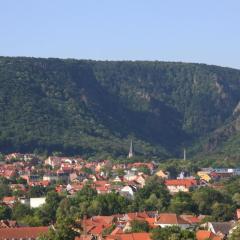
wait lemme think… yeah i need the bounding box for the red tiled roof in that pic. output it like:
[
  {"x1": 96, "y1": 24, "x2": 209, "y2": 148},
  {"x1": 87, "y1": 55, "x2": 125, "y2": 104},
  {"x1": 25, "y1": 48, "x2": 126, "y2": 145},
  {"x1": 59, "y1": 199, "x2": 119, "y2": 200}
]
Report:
[
  {"x1": 196, "y1": 230, "x2": 221, "y2": 240},
  {"x1": 126, "y1": 212, "x2": 149, "y2": 221},
  {"x1": 106, "y1": 232, "x2": 151, "y2": 240},
  {"x1": 0, "y1": 226, "x2": 49, "y2": 240},
  {"x1": 165, "y1": 179, "x2": 197, "y2": 187},
  {"x1": 156, "y1": 213, "x2": 189, "y2": 225},
  {"x1": 2, "y1": 196, "x2": 16, "y2": 204},
  {"x1": 237, "y1": 209, "x2": 240, "y2": 219},
  {"x1": 180, "y1": 214, "x2": 201, "y2": 224}
]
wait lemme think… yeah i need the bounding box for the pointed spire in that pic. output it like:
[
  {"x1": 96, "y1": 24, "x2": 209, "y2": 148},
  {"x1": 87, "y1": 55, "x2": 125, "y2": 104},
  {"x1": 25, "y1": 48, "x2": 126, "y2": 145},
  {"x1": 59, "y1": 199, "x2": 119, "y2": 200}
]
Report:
[
  {"x1": 128, "y1": 139, "x2": 134, "y2": 158},
  {"x1": 183, "y1": 148, "x2": 186, "y2": 161}
]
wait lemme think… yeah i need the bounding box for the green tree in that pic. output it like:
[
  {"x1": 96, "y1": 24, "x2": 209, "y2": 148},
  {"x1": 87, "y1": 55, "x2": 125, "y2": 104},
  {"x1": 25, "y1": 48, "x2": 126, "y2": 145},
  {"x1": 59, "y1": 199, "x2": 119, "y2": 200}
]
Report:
[
  {"x1": 130, "y1": 220, "x2": 150, "y2": 233},
  {"x1": 28, "y1": 186, "x2": 46, "y2": 198},
  {"x1": 0, "y1": 183, "x2": 12, "y2": 199},
  {"x1": 211, "y1": 203, "x2": 234, "y2": 221},
  {"x1": 0, "y1": 205, "x2": 12, "y2": 219},
  {"x1": 132, "y1": 176, "x2": 171, "y2": 211},
  {"x1": 169, "y1": 192, "x2": 197, "y2": 214},
  {"x1": 12, "y1": 202, "x2": 32, "y2": 221},
  {"x1": 229, "y1": 224, "x2": 240, "y2": 240},
  {"x1": 151, "y1": 226, "x2": 195, "y2": 240},
  {"x1": 192, "y1": 187, "x2": 230, "y2": 215}
]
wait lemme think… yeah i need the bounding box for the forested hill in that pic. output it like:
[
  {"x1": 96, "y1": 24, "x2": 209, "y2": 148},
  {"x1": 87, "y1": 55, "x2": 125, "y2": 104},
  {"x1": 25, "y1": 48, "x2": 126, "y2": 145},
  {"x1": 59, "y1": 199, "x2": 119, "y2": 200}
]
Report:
[{"x1": 1, "y1": 56, "x2": 240, "y2": 160}]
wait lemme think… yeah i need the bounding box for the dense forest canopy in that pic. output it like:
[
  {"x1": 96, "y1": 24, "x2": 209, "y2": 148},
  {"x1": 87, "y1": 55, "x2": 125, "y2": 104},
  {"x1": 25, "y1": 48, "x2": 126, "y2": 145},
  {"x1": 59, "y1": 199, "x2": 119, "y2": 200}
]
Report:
[{"x1": 1, "y1": 57, "x2": 240, "y2": 160}]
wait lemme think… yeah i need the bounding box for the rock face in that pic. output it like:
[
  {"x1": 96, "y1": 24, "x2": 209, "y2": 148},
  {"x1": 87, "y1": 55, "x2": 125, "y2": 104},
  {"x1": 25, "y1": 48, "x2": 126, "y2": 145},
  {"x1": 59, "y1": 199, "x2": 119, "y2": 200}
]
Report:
[{"x1": 1, "y1": 56, "x2": 240, "y2": 158}]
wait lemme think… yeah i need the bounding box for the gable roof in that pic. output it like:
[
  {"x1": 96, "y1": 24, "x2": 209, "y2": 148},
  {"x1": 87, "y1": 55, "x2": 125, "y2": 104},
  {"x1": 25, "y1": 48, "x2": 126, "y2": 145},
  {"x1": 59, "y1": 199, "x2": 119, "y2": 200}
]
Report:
[
  {"x1": 196, "y1": 230, "x2": 221, "y2": 240},
  {"x1": 0, "y1": 226, "x2": 49, "y2": 240},
  {"x1": 155, "y1": 213, "x2": 189, "y2": 225},
  {"x1": 105, "y1": 232, "x2": 151, "y2": 240},
  {"x1": 210, "y1": 222, "x2": 235, "y2": 235},
  {"x1": 165, "y1": 179, "x2": 197, "y2": 188}
]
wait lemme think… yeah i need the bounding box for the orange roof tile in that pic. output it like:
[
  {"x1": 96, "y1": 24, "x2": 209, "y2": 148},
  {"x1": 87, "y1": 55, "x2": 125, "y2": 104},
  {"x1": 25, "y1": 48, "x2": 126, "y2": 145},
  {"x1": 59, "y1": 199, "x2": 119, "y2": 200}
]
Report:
[
  {"x1": 0, "y1": 226, "x2": 49, "y2": 240},
  {"x1": 156, "y1": 213, "x2": 189, "y2": 225},
  {"x1": 106, "y1": 232, "x2": 151, "y2": 240},
  {"x1": 196, "y1": 230, "x2": 221, "y2": 240}
]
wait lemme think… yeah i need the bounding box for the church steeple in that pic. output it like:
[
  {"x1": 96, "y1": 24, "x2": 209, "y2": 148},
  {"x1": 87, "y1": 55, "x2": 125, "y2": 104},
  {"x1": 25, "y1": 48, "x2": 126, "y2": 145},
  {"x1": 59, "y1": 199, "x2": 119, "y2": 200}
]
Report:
[{"x1": 128, "y1": 140, "x2": 134, "y2": 158}]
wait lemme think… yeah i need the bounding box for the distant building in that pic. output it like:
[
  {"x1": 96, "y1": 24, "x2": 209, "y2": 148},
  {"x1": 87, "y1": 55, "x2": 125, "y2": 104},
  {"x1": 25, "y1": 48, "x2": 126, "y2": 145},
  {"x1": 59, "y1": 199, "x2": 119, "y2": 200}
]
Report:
[
  {"x1": 128, "y1": 140, "x2": 134, "y2": 158},
  {"x1": 165, "y1": 179, "x2": 198, "y2": 193}
]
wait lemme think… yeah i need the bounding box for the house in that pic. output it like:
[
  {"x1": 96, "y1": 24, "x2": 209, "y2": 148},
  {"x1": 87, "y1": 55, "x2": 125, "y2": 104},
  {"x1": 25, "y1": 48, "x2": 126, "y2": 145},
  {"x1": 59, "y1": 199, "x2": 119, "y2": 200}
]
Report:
[
  {"x1": 120, "y1": 185, "x2": 137, "y2": 200},
  {"x1": 93, "y1": 181, "x2": 110, "y2": 194},
  {"x1": 44, "y1": 156, "x2": 62, "y2": 168},
  {"x1": 78, "y1": 216, "x2": 115, "y2": 238},
  {"x1": 180, "y1": 214, "x2": 202, "y2": 226},
  {"x1": 155, "y1": 170, "x2": 169, "y2": 179},
  {"x1": 196, "y1": 230, "x2": 221, "y2": 240},
  {"x1": 135, "y1": 174, "x2": 147, "y2": 187},
  {"x1": 0, "y1": 220, "x2": 18, "y2": 228},
  {"x1": 210, "y1": 172, "x2": 233, "y2": 181},
  {"x1": 105, "y1": 232, "x2": 151, "y2": 240},
  {"x1": 154, "y1": 213, "x2": 191, "y2": 229},
  {"x1": 205, "y1": 221, "x2": 236, "y2": 238},
  {"x1": 124, "y1": 171, "x2": 137, "y2": 181},
  {"x1": 30, "y1": 197, "x2": 46, "y2": 208},
  {"x1": 2, "y1": 196, "x2": 17, "y2": 206},
  {"x1": 21, "y1": 173, "x2": 41, "y2": 184},
  {"x1": 4, "y1": 153, "x2": 24, "y2": 161},
  {"x1": 0, "y1": 226, "x2": 49, "y2": 240},
  {"x1": 43, "y1": 173, "x2": 59, "y2": 182},
  {"x1": 112, "y1": 176, "x2": 123, "y2": 183},
  {"x1": 165, "y1": 179, "x2": 198, "y2": 193},
  {"x1": 197, "y1": 171, "x2": 212, "y2": 182}
]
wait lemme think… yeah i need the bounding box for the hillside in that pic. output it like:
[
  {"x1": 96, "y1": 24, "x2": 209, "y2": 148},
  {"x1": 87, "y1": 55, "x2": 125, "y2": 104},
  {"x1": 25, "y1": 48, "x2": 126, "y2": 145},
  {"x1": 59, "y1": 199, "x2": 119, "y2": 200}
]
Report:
[{"x1": 1, "y1": 57, "x2": 240, "y2": 160}]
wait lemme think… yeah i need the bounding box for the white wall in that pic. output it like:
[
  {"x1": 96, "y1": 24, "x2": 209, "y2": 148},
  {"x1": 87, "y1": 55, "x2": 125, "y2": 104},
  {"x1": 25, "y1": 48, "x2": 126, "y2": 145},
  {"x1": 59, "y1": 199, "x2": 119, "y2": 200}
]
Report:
[{"x1": 30, "y1": 197, "x2": 46, "y2": 208}]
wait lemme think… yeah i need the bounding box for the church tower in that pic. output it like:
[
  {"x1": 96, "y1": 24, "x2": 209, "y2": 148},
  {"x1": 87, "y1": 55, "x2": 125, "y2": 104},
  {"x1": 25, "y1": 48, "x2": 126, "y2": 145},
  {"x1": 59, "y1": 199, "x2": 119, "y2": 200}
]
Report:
[{"x1": 128, "y1": 140, "x2": 134, "y2": 158}]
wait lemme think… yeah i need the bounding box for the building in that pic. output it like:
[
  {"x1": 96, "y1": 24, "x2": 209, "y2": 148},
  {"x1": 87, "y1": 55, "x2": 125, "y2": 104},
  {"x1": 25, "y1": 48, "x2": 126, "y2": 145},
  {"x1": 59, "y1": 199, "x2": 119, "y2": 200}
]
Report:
[
  {"x1": 165, "y1": 179, "x2": 198, "y2": 193},
  {"x1": 0, "y1": 226, "x2": 49, "y2": 240}
]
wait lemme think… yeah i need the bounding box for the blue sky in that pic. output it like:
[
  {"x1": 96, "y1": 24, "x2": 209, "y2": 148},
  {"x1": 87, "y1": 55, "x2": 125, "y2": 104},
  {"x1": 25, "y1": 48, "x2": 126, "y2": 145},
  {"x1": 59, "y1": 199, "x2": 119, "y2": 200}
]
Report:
[{"x1": 0, "y1": 0, "x2": 240, "y2": 69}]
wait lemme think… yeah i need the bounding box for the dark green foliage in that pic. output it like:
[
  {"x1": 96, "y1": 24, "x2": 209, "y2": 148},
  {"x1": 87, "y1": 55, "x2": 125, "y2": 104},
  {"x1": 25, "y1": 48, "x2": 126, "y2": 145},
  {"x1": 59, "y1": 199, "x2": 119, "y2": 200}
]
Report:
[
  {"x1": 12, "y1": 202, "x2": 32, "y2": 221},
  {"x1": 192, "y1": 187, "x2": 233, "y2": 215},
  {"x1": 0, "y1": 183, "x2": 12, "y2": 199},
  {"x1": 130, "y1": 220, "x2": 150, "y2": 233},
  {"x1": 132, "y1": 176, "x2": 171, "y2": 211},
  {"x1": 229, "y1": 224, "x2": 240, "y2": 240},
  {"x1": 0, "y1": 205, "x2": 12, "y2": 219},
  {"x1": 28, "y1": 186, "x2": 47, "y2": 198},
  {"x1": 151, "y1": 226, "x2": 196, "y2": 240},
  {"x1": 1, "y1": 57, "x2": 240, "y2": 159},
  {"x1": 42, "y1": 198, "x2": 78, "y2": 240},
  {"x1": 169, "y1": 192, "x2": 197, "y2": 215}
]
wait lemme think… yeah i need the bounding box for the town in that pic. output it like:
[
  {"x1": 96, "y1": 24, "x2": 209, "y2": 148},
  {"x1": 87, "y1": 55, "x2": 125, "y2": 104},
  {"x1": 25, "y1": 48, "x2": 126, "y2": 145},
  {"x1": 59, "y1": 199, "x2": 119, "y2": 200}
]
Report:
[{"x1": 1, "y1": 152, "x2": 240, "y2": 240}]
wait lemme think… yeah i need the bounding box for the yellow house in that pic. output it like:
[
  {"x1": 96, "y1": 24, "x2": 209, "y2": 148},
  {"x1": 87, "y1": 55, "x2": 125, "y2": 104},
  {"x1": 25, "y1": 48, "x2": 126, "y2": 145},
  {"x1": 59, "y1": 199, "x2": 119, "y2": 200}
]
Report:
[
  {"x1": 197, "y1": 171, "x2": 212, "y2": 182},
  {"x1": 155, "y1": 170, "x2": 169, "y2": 179}
]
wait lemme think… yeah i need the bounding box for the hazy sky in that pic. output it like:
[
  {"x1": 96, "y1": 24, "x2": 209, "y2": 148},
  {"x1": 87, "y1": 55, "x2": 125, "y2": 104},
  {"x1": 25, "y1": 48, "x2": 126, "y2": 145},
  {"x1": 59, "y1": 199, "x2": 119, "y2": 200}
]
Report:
[{"x1": 0, "y1": 0, "x2": 240, "y2": 69}]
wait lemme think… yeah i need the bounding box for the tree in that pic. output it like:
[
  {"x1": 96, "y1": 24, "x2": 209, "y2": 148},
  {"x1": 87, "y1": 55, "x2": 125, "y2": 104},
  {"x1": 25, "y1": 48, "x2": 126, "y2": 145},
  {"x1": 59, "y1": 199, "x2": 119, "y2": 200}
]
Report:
[
  {"x1": 169, "y1": 192, "x2": 197, "y2": 214},
  {"x1": 0, "y1": 205, "x2": 12, "y2": 219},
  {"x1": 28, "y1": 186, "x2": 46, "y2": 198},
  {"x1": 151, "y1": 226, "x2": 196, "y2": 240},
  {"x1": 211, "y1": 203, "x2": 234, "y2": 221},
  {"x1": 130, "y1": 220, "x2": 150, "y2": 233},
  {"x1": 12, "y1": 202, "x2": 32, "y2": 221},
  {"x1": 48, "y1": 198, "x2": 78, "y2": 240},
  {"x1": 88, "y1": 192, "x2": 130, "y2": 216},
  {"x1": 229, "y1": 224, "x2": 240, "y2": 240},
  {"x1": 0, "y1": 184, "x2": 12, "y2": 200},
  {"x1": 133, "y1": 176, "x2": 171, "y2": 211},
  {"x1": 192, "y1": 187, "x2": 231, "y2": 215}
]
